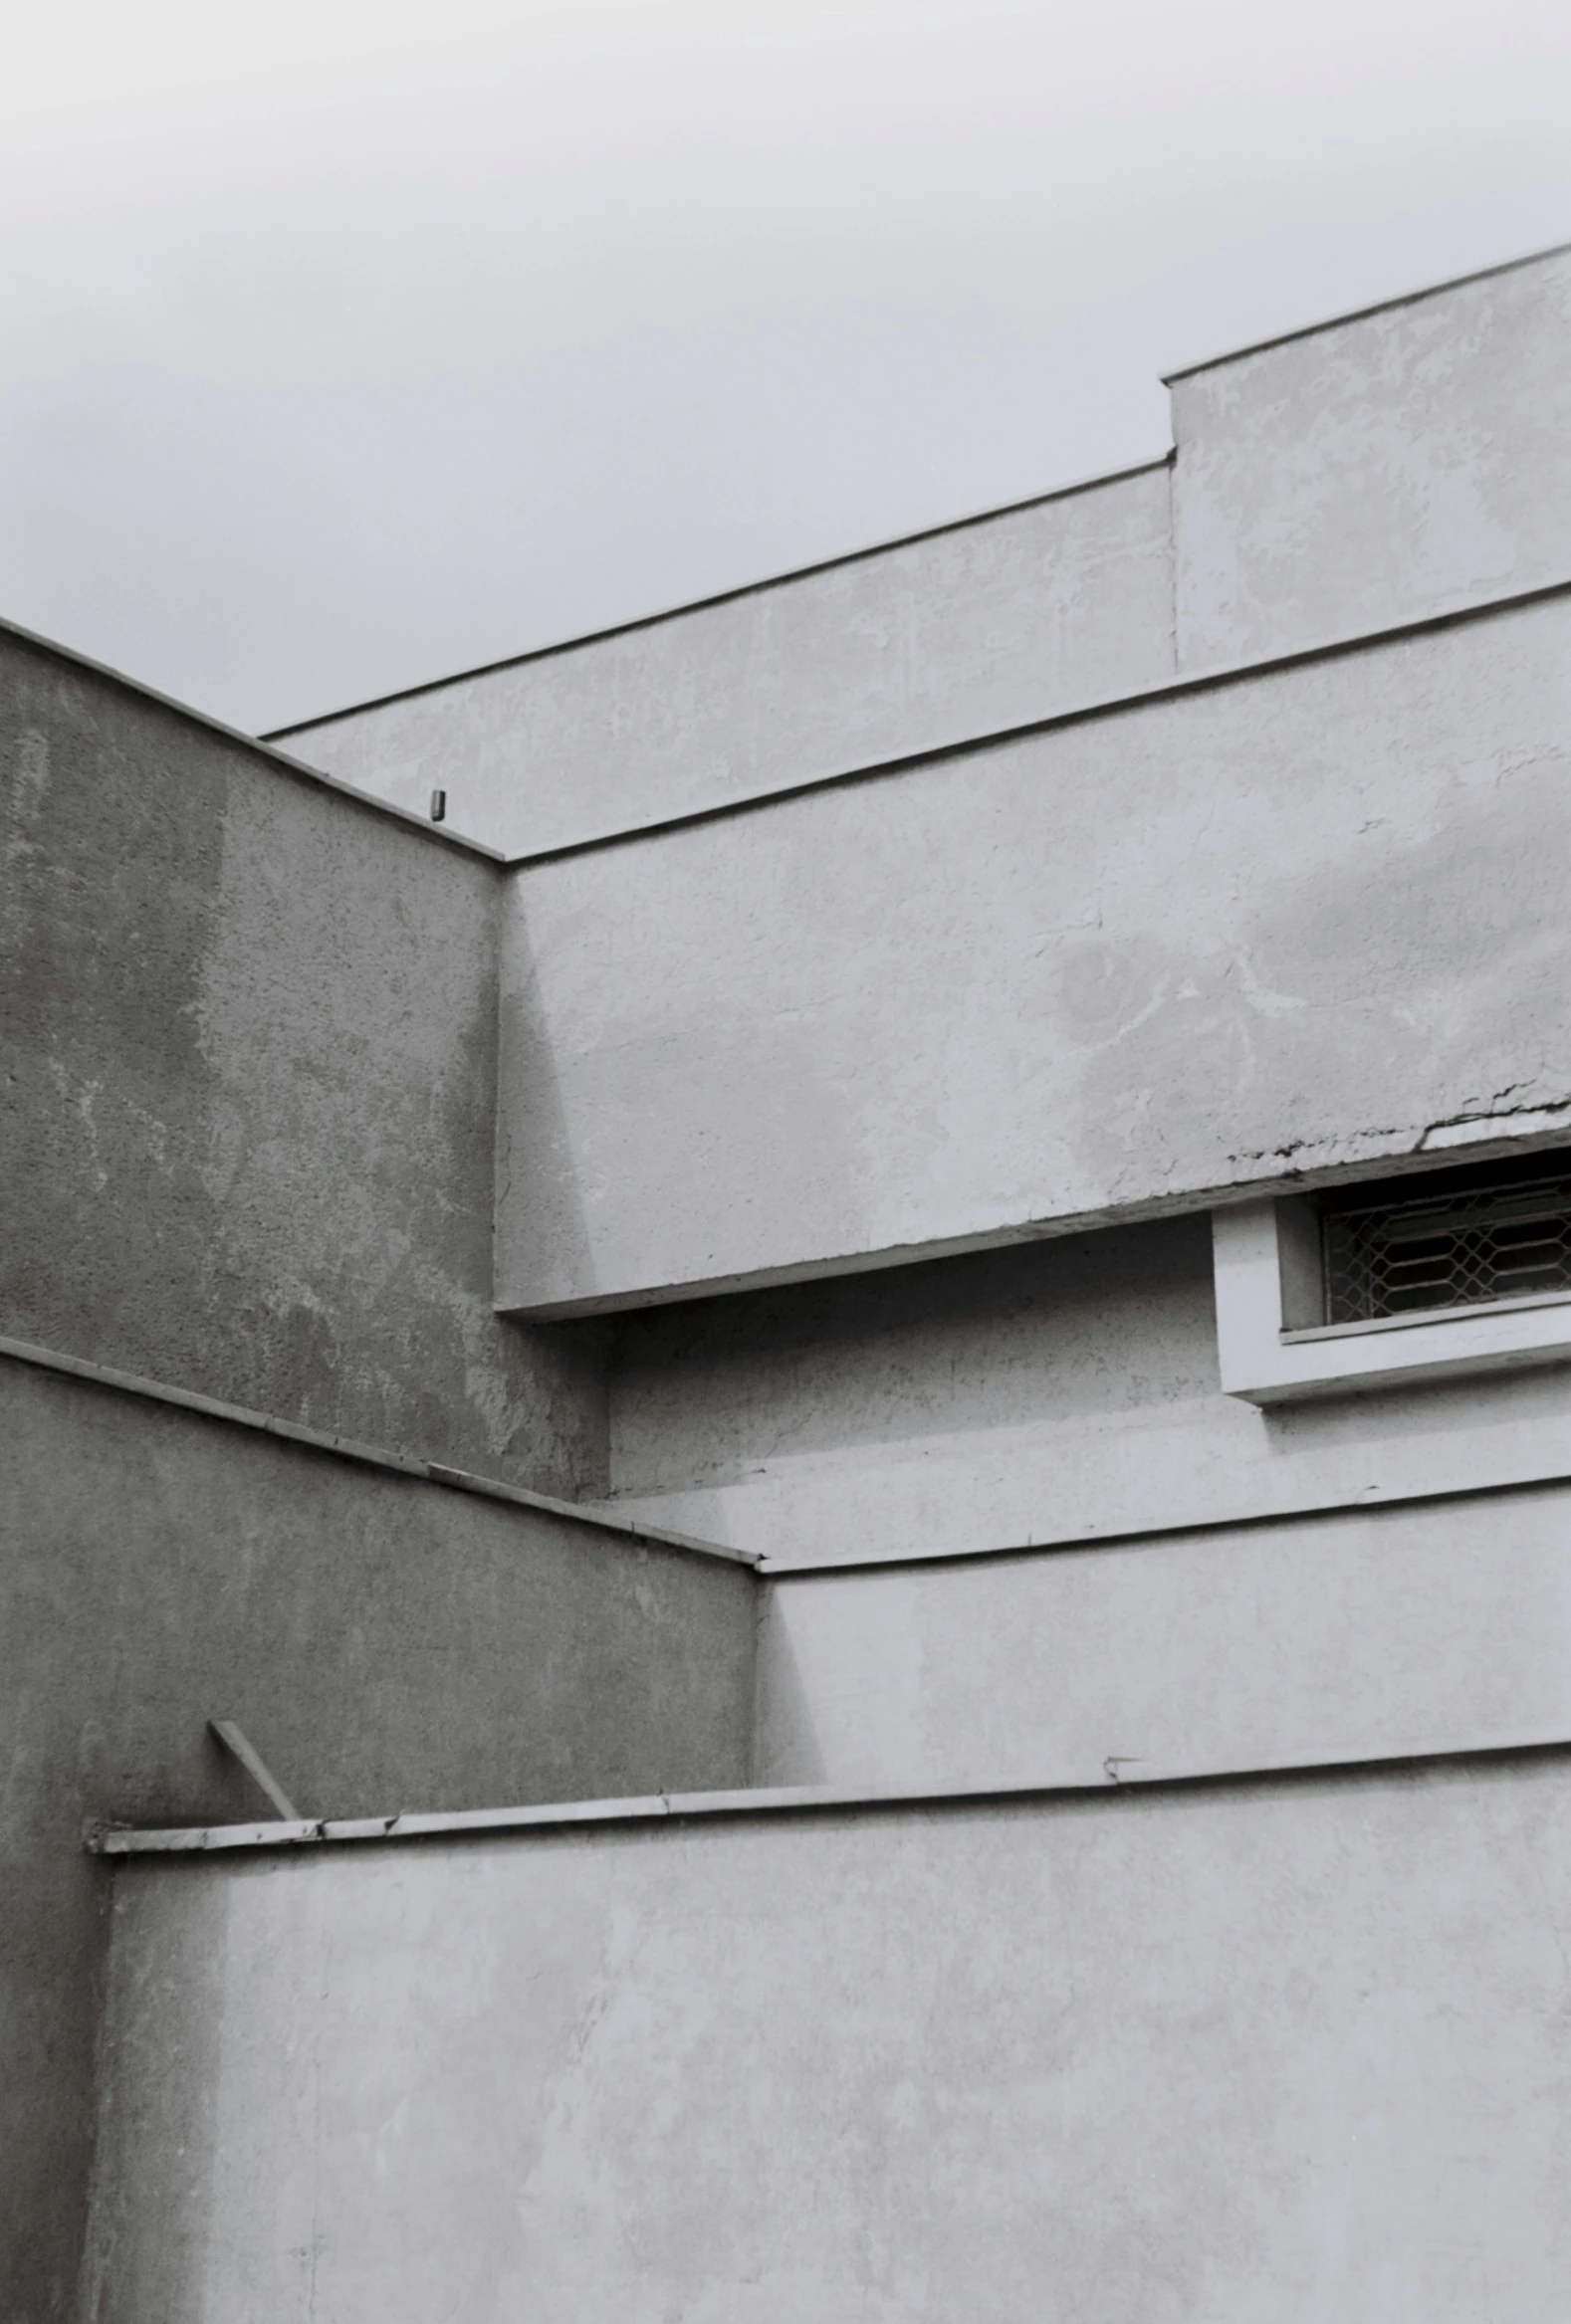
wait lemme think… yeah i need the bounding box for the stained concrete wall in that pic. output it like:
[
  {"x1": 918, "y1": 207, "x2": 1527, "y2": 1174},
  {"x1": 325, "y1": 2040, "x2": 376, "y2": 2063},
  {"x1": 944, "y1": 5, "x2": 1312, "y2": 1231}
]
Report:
[
  {"x1": 497, "y1": 588, "x2": 1571, "y2": 1316},
  {"x1": 599, "y1": 1214, "x2": 1571, "y2": 1563},
  {"x1": 1172, "y1": 247, "x2": 1571, "y2": 669},
  {"x1": 0, "y1": 624, "x2": 601, "y2": 1495},
  {"x1": 272, "y1": 464, "x2": 1176, "y2": 857},
  {"x1": 0, "y1": 1355, "x2": 755, "y2": 2324},
  {"x1": 753, "y1": 1483, "x2": 1571, "y2": 1788},
  {"x1": 86, "y1": 1752, "x2": 1571, "y2": 2321}
]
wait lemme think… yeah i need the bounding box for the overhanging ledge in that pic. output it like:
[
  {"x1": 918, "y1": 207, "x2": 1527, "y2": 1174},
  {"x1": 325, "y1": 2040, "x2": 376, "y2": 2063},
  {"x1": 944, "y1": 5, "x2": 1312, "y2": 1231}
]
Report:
[{"x1": 86, "y1": 1726, "x2": 1571, "y2": 1859}]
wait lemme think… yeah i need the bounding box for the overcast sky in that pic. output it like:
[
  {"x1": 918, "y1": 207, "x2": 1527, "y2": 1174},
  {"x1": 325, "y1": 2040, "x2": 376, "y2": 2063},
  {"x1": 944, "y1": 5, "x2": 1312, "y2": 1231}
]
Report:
[{"x1": 4, "y1": 0, "x2": 1569, "y2": 735}]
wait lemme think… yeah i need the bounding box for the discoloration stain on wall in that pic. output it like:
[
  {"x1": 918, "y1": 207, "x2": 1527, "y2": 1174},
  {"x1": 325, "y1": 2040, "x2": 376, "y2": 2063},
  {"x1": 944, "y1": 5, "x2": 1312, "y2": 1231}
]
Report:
[{"x1": 0, "y1": 627, "x2": 604, "y2": 1492}]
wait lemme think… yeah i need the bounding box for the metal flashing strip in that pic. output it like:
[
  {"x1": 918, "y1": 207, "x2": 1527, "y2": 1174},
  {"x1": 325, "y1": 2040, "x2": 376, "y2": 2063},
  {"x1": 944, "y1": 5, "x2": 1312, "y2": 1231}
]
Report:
[
  {"x1": 87, "y1": 1725, "x2": 1571, "y2": 1858},
  {"x1": 0, "y1": 1335, "x2": 757, "y2": 1569},
  {"x1": 500, "y1": 571, "x2": 1571, "y2": 871},
  {"x1": 0, "y1": 615, "x2": 505, "y2": 863}
]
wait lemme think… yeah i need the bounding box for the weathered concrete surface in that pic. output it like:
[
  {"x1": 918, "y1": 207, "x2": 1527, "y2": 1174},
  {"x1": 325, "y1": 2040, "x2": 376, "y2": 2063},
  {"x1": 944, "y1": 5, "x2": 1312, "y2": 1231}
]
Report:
[
  {"x1": 1173, "y1": 247, "x2": 1571, "y2": 668},
  {"x1": 497, "y1": 590, "x2": 1571, "y2": 1315},
  {"x1": 0, "y1": 1357, "x2": 755, "y2": 2324},
  {"x1": 753, "y1": 1483, "x2": 1571, "y2": 1788},
  {"x1": 0, "y1": 626, "x2": 602, "y2": 1493},
  {"x1": 278, "y1": 251, "x2": 1571, "y2": 861},
  {"x1": 87, "y1": 1755, "x2": 1571, "y2": 2321},
  {"x1": 274, "y1": 465, "x2": 1176, "y2": 855},
  {"x1": 601, "y1": 1216, "x2": 1571, "y2": 1563}
]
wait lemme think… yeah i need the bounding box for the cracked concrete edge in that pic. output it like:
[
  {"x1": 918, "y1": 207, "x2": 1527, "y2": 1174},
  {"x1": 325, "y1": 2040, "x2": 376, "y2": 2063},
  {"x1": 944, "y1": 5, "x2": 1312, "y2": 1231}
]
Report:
[
  {"x1": 503, "y1": 1098, "x2": 1571, "y2": 1324},
  {"x1": 84, "y1": 1726, "x2": 1571, "y2": 1857}
]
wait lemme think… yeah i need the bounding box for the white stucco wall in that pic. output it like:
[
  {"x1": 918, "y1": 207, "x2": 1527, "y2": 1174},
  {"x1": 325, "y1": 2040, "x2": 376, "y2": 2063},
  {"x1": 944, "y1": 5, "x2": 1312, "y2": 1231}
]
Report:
[
  {"x1": 272, "y1": 464, "x2": 1176, "y2": 855},
  {"x1": 753, "y1": 1484, "x2": 1571, "y2": 1789},
  {"x1": 277, "y1": 250, "x2": 1571, "y2": 867},
  {"x1": 496, "y1": 589, "x2": 1571, "y2": 1316},
  {"x1": 1172, "y1": 247, "x2": 1571, "y2": 670},
  {"x1": 86, "y1": 1754, "x2": 1571, "y2": 2322},
  {"x1": 595, "y1": 1216, "x2": 1571, "y2": 1565}
]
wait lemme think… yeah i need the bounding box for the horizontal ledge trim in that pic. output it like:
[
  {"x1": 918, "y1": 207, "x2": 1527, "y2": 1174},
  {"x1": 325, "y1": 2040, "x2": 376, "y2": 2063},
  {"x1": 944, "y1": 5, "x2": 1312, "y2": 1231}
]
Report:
[
  {"x1": 1283, "y1": 1287, "x2": 1571, "y2": 1343},
  {"x1": 0, "y1": 615, "x2": 505, "y2": 863},
  {"x1": 503, "y1": 1112, "x2": 1571, "y2": 1323},
  {"x1": 1161, "y1": 236, "x2": 1571, "y2": 382},
  {"x1": 0, "y1": 1335, "x2": 757, "y2": 1568},
  {"x1": 263, "y1": 457, "x2": 1176, "y2": 739},
  {"x1": 499, "y1": 572, "x2": 1571, "y2": 871},
  {"x1": 87, "y1": 1725, "x2": 1571, "y2": 1859},
  {"x1": 17, "y1": 1330, "x2": 1571, "y2": 1587},
  {"x1": 755, "y1": 1459, "x2": 1571, "y2": 1577}
]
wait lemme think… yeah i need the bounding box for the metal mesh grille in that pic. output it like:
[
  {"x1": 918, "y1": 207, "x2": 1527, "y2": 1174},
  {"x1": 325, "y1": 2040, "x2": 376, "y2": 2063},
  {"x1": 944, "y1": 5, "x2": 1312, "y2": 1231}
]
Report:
[{"x1": 1321, "y1": 1159, "x2": 1571, "y2": 1324}]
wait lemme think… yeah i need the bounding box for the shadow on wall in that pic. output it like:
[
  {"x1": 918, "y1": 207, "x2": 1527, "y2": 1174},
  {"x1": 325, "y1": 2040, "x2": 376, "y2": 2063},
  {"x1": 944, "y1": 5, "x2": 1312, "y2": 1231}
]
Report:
[
  {"x1": 494, "y1": 889, "x2": 603, "y2": 1318},
  {"x1": 605, "y1": 1216, "x2": 1218, "y2": 1487},
  {"x1": 495, "y1": 866, "x2": 882, "y2": 1318}
]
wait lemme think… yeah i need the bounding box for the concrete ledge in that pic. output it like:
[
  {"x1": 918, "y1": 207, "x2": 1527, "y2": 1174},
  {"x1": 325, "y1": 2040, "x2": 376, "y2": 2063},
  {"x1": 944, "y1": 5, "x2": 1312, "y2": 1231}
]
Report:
[
  {"x1": 266, "y1": 457, "x2": 1177, "y2": 744},
  {"x1": 86, "y1": 1725, "x2": 1571, "y2": 1857},
  {"x1": 0, "y1": 1336, "x2": 758, "y2": 1569},
  {"x1": 743, "y1": 1439, "x2": 1571, "y2": 1578},
  {"x1": 1161, "y1": 235, "x2": 1571, "y2": 381},
  {"x1": 23, "y1": 1329, "x2": 1571, "y2": 1588},
  {"x1": 0, "y1": 613, "x2": 504, "y2": 861},
  {"x1": 498, "y1": 569, "x2": 1571, "y2": 872}
]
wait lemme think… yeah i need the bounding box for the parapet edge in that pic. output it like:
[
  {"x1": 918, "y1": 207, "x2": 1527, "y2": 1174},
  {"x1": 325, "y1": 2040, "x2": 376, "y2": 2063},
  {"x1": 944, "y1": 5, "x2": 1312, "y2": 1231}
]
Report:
[{"x1": 1161, "y1": 236, "x2": 1571, "y2": 384}]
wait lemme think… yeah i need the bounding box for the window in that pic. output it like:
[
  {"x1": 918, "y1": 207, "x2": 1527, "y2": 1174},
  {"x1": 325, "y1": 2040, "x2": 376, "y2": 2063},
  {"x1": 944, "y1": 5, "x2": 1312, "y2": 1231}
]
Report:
[
  {"x1": 1319, "y1": 1152, "x2": 1571, "y2": 1324},
  {"x1": 1213, "y1": 1149, "x2": 1571, "y2": 1402}
]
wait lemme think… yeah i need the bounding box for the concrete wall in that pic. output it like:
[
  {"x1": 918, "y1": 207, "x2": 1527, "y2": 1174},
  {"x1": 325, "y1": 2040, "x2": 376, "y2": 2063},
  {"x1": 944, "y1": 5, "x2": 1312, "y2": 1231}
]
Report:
[
  {"x1": 497, "y1": 588, "x2": 1571, "y2": 1316},
  {"x1": 272, "y1": 464, "x2": 1176, "y2": 856},
  {"x1": 753, "y1": 1482, "x2": 1571, "y2": 1788},
  {"x1": 1172, "y1": 247, "x2": 1571, "y2": 669},
  {"x1": 277, "y1": 250, "x2": 1571, "y2": 865},
  {"x1": 0, "y1": 624, "x2": 602, "y2": 1495},
  {"x1": 597, "y1": 1215, "x2": 1571, "y2": 1563},
  {"x1": 86, "y1": 1752, "x2": 1571, "y2": 2321},
  {"x1": 0, "y1": 1355, "x2": 755, "y2": 2324}
]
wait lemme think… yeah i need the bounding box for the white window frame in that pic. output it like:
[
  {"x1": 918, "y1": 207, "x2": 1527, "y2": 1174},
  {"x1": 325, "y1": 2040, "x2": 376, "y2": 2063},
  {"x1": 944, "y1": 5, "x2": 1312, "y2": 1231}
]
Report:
[{"x1": 1213, "y1": 1193, "x2": 1571, "y2": 1403}]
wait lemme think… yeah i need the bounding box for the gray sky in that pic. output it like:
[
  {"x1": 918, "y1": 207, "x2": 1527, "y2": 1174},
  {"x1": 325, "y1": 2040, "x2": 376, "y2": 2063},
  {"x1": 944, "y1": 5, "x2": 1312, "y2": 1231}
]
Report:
[{"x1": 4, "y1": 0, "x2": 1570, "y2": 735}]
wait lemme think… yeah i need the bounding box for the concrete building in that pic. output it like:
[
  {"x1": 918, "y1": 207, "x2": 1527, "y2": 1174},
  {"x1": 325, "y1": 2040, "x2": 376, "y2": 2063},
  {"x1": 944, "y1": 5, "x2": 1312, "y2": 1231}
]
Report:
[{"x1": 7, "y1": 241, "x2": 1571, "y2": 2319}]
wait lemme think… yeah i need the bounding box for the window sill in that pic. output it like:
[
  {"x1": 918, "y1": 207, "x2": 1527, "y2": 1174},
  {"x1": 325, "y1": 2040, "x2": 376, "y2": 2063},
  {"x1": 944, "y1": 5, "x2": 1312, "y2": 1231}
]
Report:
[{"x1": 1214, "y1": 1200, "x2": 1571, "y2": 1402}]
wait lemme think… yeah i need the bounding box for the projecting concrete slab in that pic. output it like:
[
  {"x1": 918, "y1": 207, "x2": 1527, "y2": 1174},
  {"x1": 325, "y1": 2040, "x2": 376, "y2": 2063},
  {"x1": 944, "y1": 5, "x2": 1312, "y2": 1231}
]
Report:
[{"x1": 495, "y1": 588, "x2": 1571, "y2": 1315}]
